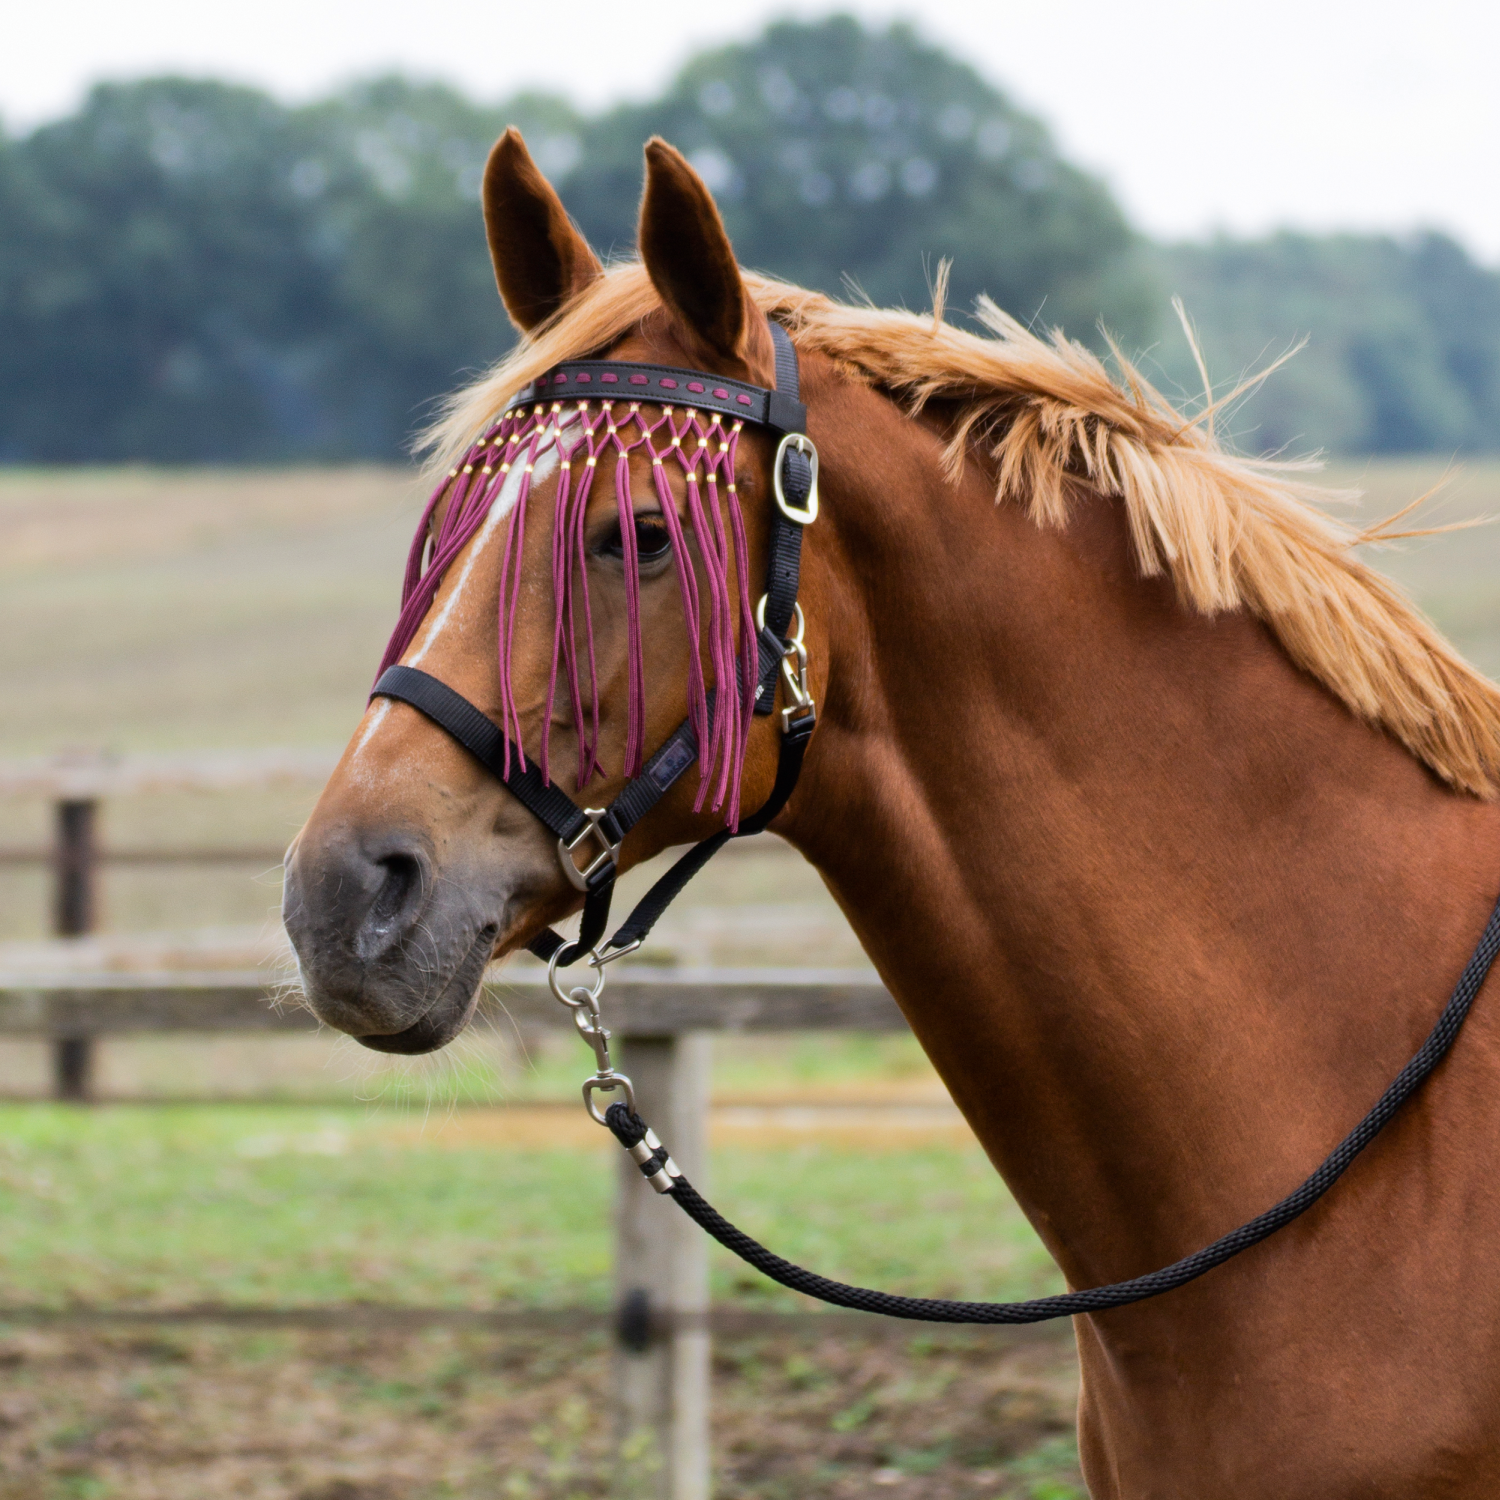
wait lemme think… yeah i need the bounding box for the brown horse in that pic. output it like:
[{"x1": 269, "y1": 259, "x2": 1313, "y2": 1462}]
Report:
[{"x1": 283, "y1": 129, "x2": 1500, "y2": 1497}]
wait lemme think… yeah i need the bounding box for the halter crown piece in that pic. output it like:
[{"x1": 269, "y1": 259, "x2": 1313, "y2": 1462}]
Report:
[{"x1": 371, "y1": 319, "x2": 818, "y2": 977}]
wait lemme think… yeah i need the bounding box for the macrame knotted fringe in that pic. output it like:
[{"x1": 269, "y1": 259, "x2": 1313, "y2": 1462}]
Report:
[{"x1": 375, "y1": 398, "x2": 755, "y2": 828}]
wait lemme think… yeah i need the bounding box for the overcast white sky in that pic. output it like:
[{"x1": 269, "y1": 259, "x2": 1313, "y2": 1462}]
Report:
[{"x1": 6, "y1": 0, "x2": 1499, "y2": 261}]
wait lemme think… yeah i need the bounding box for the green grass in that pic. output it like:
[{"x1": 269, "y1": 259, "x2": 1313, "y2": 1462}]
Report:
[
  {"x1": 0, "y1": 1103, "x2": 1058, "y2": 1312},
  {"x1": 0, "y1": 1104, "x2": 611, "y2": 1309},
  {"x1": 446, "y1": 1027, "x2": 945, "y2": 1106}
]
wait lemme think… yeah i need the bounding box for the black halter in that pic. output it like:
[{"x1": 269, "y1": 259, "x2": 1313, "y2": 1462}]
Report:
[{"x1": 371, "y1": 322, "x2": 818, "y2": 970}]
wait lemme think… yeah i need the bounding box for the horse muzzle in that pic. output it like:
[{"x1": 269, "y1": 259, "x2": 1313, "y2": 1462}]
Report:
[{"x1": 281, "y1": 826, "x2": 500, "y2": 1054}]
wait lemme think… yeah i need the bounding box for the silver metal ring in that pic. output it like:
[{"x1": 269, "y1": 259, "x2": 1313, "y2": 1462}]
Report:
[
  {"x1": 548, "y1": 946, "x2": 605, "y2": 1007},
  {"x1": 754, "y1": 596, "x2": 806, "y2": 647}
]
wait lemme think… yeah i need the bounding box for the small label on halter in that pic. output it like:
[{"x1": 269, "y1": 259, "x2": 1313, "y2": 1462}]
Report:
[{"x1": 648, "y1": 737, "x2": 696, "y2": 791}]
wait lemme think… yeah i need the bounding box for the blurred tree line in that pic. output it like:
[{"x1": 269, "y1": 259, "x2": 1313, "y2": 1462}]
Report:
[{"x1": 0, "y1": 15, "x2": 1495, "y2": 462}]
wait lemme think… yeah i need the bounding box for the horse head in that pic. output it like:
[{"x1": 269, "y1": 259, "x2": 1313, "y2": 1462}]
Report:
[{"x1": 282, "y1": 130, "x2": 814, "y2": 1054}]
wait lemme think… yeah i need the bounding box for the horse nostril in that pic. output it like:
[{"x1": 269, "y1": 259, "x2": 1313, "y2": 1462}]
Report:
[
  {"x1": 365, "y1": 850, "x2": 424, "y2": 926},
  {"x1": 282, "y1": 829, "x2": 444, "y2": 1020},
  {"x1": 374, "y1": 851, "x2": 423, "y2": 915}
]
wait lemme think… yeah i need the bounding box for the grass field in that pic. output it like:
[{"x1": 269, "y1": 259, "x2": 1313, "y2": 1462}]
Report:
[
  {"x1": 0, "y1": 1105, "x2": 1058, "y2": 1312},
  {"x1": 0, "y1": 1104, "x2": 1079, "y2": 1500}
]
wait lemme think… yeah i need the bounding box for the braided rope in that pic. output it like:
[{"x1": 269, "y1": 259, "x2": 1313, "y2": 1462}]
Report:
[{"x1": 608, "y1": 894, "x2": 1500, "y2": 1323}]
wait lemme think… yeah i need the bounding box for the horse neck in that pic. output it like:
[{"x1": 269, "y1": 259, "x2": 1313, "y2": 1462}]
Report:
[{"x1": 782, "y1": 398, "x2": 1500, "y2": 1288}]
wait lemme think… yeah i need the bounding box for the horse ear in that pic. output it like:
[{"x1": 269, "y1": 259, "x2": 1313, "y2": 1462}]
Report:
[
  {"x1": 638, "y1": 138, "x2": 768, "y2": 371},
  {"x1": 482, "y1": 127, "x2": 602, "y2": 333}
]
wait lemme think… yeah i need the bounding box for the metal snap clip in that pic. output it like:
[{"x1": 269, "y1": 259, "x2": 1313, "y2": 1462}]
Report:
[
  {"x1": 753, "y1": 599, "x2": 815, "y2": 731},
  {"x1": 583, "y1": 1073, "x2": 636, "y2": 1125}
]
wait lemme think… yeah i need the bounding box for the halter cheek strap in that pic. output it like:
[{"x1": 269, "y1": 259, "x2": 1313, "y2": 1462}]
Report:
[{"x1": 371, "y1": 321, "x2": 818, "y2": 968}]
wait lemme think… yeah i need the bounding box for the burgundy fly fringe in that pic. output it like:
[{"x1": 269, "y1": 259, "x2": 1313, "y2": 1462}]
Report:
[
  {"x1": 616, "y1": 442, "x2": 647, "y2": 778},
  {"x1": 375, "y1": 395, "x2": 756, "y2": 826},
  {"x1": 543, "y1": 413, "x2": 605, "y2": 789}
]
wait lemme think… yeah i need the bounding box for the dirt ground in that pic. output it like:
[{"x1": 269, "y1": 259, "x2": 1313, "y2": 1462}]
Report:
[{"x1": 0, "y1": 1317, "x2": 1082, "y2": 1500}]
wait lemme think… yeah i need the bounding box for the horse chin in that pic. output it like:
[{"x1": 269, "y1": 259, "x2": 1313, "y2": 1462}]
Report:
[{"x1": 351, "y1": 924, "x2": 497, "y2": 1056}]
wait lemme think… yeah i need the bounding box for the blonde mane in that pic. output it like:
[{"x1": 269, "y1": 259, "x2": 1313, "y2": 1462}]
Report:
[{"x1": 427, "y1": 263, "x2": 1500, "y2": 798}]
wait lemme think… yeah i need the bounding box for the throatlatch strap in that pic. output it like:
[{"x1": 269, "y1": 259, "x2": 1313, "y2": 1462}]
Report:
[
  {"x1": 608, "y1": 893, "x2": 1500, "y2": 1323},
  {"x1": 758, "y1": 323, "x2": 810, "y2": 652}
]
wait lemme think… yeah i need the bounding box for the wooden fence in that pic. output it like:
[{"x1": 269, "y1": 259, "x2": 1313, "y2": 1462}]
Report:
[
  {"x1": 0, "y1": 750, "x2": 776, "y2": 1098},
  {"x1": 0, "y1": 967, "x2": 911, "y2": 1500},
  {"x1": 0, "y1": 750, "x2": 339, "y2": 1097},
  {"x1": 0, "y1": 752, "x2": 927, "y2": 1498}
]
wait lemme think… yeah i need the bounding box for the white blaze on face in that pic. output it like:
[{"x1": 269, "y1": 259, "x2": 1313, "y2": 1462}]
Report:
[{"x1": 351, "y1": 420, "x2": 569, "y2": 763}]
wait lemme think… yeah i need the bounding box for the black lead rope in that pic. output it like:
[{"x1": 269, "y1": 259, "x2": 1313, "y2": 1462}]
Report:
[{"x1": 606, "y1": 894, "x2": 1500, "y2": 1323}]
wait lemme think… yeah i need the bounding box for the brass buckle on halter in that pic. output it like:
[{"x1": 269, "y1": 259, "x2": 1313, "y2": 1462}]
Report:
[
  {"x1": 772, "y1": 433, "x2": 819, "y2": 524},
  {"x1": 557, "y1": 809, "x2": 620, "y2": 892}
]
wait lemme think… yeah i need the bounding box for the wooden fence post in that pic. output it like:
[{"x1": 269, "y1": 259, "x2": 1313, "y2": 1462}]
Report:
[
  {"x1": 52, "y1": 797, "x2": 98, "y2": 1100},
  {"x1": 613, "y1": 1032, "x2": 712, "y2": 1500}
]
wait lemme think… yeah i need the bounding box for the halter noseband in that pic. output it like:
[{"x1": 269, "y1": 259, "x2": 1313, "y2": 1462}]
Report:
[{"x1": 371, "y1": 320, "x2": 818, "y2": 971}]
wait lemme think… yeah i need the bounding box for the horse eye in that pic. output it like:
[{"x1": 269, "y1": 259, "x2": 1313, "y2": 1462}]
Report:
[{"x1": 604, "y1": 515, "x2": 673, "y2": 563}]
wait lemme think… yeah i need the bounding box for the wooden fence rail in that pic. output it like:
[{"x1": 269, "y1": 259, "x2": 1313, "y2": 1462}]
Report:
[
  {"x1": 0, "y1": 968, "x2": 903, "y2": 1038},
  {"x1": 0, "y1": 846, "x2": 292, "y2": 867},
  {"x1": 0, "y1": 750, "x2": 340, "y2": 1099},
  {"x1": 0, "y1": 749, "x2": 792, "y2": 1101}
]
